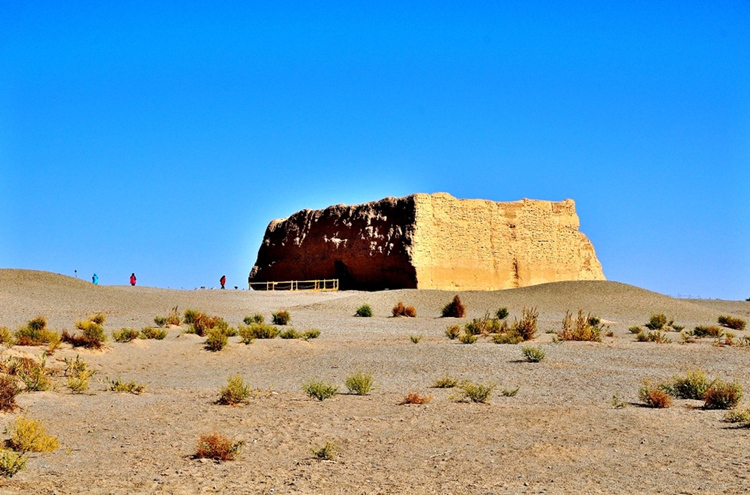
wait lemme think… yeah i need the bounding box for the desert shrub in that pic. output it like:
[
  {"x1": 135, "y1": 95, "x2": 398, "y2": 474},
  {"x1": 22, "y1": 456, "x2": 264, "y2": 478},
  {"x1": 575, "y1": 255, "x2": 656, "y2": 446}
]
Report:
[
  {"x1": 14, "y1": 317, "x2": 60, "y2": 348},
  {"x1": 217, "y1": 375, "x2": 251, "y2": 405},
  {"x1": 645, "y1": 314, "x2": 668, "y2": 330},
  {"x1": 442, "y1": 295, "x2": 466, "y2": 318},
  {"x1": 303, "y1": 329, "x2": 320, "y2": 340},
  {"x1": 671, "y1": 324, "x2": 685, "y2": 332},
  {"x1": 718, "y1": 315, "x2": 746, "y2": 331},
  {"x1": 433, "y1": 375, "x2": 459, "y2": 388},
  {"x1": 153, "y1": 316, "x2": 167, "y2": 327},
  {"x1": 62, "y1": 318, "x2": 107, "y2": 349},
  {"x1": 459, "y1": 332, "x2": 478, "y2": 344},
  {"x1": 557, "y1": 309, "x2": 604, "y2": 342},
  {"x1": 0, "y1": 376, "x2": 19, "y2": 412},
  {"x1": 189, "y1": 313, "x2": 228, "y2": 337},
  {"x1": 0, "y1": 357, "x2": 37, "y2": 376},
  {"x1": 511, "y1": 307, "x2": 538, "y2": 341},
  {"x1": 139, "y1": 326, "x2": 167, "y2": 340},
  {"x1": 445, "y1": 325, "x2": 461, "y2": 340},
  {"x1": 5, "y1": 416, "x2": 59, "y2": 453},
  {"x1": 693, "y1": 325, "x2": 724, "y2": 338},
  {"x1": 18, "y1": 355, "x2": 51, "y2": 392},
  {"x1": 184, "y1": 309, "x2": 200, "y2": 324},
  {"x1": 458, "y1": 381, "x2": 494, "y2": 403},
  {"x1": 611, "y1": 393, "x2": 628, "y2": 409},
  {"x1": 521, "y1": 345, "x2": 546, "y2": 362},
  {"x1": 399, "y1": 392, "x2": 432, "y2": 405},
  {"x1": 410, "y1": 334, "x2": 423, "y2": 344},
  {"x1": 195, "y1": 433, "x2": 244, "y2": 462},
  {"x1": 628, "y1": 326, "x2": 642, "y2": 334},
  {"x1": 496, "y1": 307, "x2": 509, "y2": 320},
  {"x1": 345, "y1": 370, "x2": 374, "y2": 395},
  {"x1": 108, "y1": 377, "x2": 145, "y2": 395},
  {"x1": 0, "y1": 450, "x2": 27, "y2": 478},
  {"x1": 272, "y1": 311, "x2": 291, "y2": 325},
  {"x1": 723, "y1": 409, "x2": 750, "y2": 424},
  {"x1": 355, "y1": 304, "x2": 373, "y2": 317},
  {"x1": 88, "y1": 312, "x2": 106, "y2": 325},
  {"x1": 704, "y1": 380, "x2": 743, "y2": 410},
  {"x1": 239, "y1": 322, "x2": 278, "y2": 341},
  {"x1": 666, "y1": 370, "x2": 710, "y2": 400},
  {"x1": 0, "y1": 327, "x2": 12, "y2": 346},
  {"x1": 636, "y1": 330, "x2": 671, "y2": 343},
  {"x1": 243, "y1": 314, "x2": 265, "y2": 325},
  {"x1": 311, "y1": 442, "x2": 336, "y2": 460},
  {"x1": 279, "y1": 328, "x2": 302, "y2": 339},
  {"x1": 165, "y1": 307, "x2": 181, "y2": 326},
  {"x1": 238, "y1": 325, "x2": 254, "y2": 344},
  {"x1": 205, "y1": 328, "x2": 228, "y2": 351},
  {"x1": 112, "y1": 328, "x2": 140, "y2": 342},
  {"x1": 302, "y1": 380, "x2": 338, "y2": 401},
  {"x1": 27, "y1": 316, "x2": 47, "y2": 332},
  {"x1": 639, "y1": 381, "x2": 671, "y2": 408},
  {"x1": 392, "y1": 302, "x2": 416, "y2": 317},
  {"x1": 65, "y1": 355, "x2": 94, "y2": 393},
  {"x1": 501, "y1": 386, "x2": 520, "y2": 397},
  {"x1": 492, "y1": 333, "x2": 523, "y2": 344}
]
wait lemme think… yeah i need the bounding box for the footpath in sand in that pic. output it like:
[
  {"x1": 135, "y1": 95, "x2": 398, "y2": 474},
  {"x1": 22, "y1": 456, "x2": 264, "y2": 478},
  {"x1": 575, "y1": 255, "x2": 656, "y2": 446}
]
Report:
[{"x1": 0, "y1": 269, "x2": 749, "y2": 494}]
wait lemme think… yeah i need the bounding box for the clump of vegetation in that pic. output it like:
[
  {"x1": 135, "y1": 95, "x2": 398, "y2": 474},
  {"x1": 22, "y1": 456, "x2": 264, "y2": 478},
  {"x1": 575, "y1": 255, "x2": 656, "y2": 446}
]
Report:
[
  {"x1": 14, "y1": 316, "x2": 60, "y2": 350},
  {"x1": 355, "y1": 304, "x2": 373, "y2": 317},
  {"x1": 635, "y1": 330, "x2": 671, "y2": 344},
  {"x1": 611, "y1": 392, "x2": 628, "y2": 409},
  {"x1": 0, "y1": 450, "x2": 27, "y2": 478},
  {"x1": 279, "y1": 328, "x2": 302, "y2": 340},
  {"x1": 664, "y1": 370, "x2": 710, "y2": 400},
  {"x1": 153, "y1": 315, "x2": 167, "y2": 327},
  {"x1": 718, "y1": 315, "x2": 746, "y2": 331},
  {"x1": 183, "y1": 309, "x2": 200, "y2": 324},
  {"x1": 205, "y1": 328, "x2": 229, "y2": 351},
  {"x1": 187, "y1": 313, "x2": 230, "y2": 337},
  {"x1": 62, "y1": 315, "x2": 107, "y2": 349},
  {"x1": 108, "y1": 377, "x2": 145, "y2": 395},
  {"x1": 442, "y1": 295, "x2": 466, "y2": 318},
  {"x1": 112, "y1": 328, "x2": 140, "y2": 342},
  {"x1": 510, "y1": 307, "x2": 538, "y2": 341},
  {"x1": 692, "y1": 325, "x2": 724, "y2": 338},
  {"x1": 5, "y1": 416, "x2": 59, "y2": 453},
  {"x1": 521, "y1": 345, "x2": 546, "y2": 362},
  {"x1": 638, "y1": 381, "x2": 671, "y2": 408},
  {"x1": 459, "y1": 332, "x2": 478, "y2": 344},
  {"x1": 433, "y1": 375, "x2": 459, "y2": 388},
  {"x1": 311, "y1": 442, "x2": 336, "y2": 461},
  {"x1": 492, "y1": 332, "x2": 523, "y2": 345},
  {"x1": 399, "y1": 392, "x2": 432, "y2": 405},
  {"x1": 195, "y1": 433, "x2": 244, "y2": 462},
  {"x1": 628, "y1": 326, "x2": 642, "y2": 334},
  {"x1": 302, "y1": 380, "x2": 339, "y2": 401},
  {"x1": 501, "y1": 386, "x2": 520, "y2": 397},
  {"x1": 392, "y1": 302, "x2": 416, "y2": 317},
  {"x1": 723, "y1": 409, "x2": 750, "y2": 424},
  {"x1": 272, "y1": 310, "x2": 291, "y2": 325},
  {"x1": 238, "y1": 322, "x2": 279, "y2": 342},
  {"x1": 0, "y1": 376, "x2": 20, "y2": 412},
  {"x1": 243, "y1": 314, "x2": 265, "y2": 325},
  {"x1": 496, "y1": 307, "x2": 509, "y2": 320},
  {"x1": 217, "y1": 375, "x2": 251, "y2": 405},
  {"x1": 345, "y1": 370, "x2": 374, "y2": 395},
  {"x1": 557, "y1": 310, "x2": 605, "y2": 342},
  {"x1": 410, "y1": 334, "x2": 423, "y2": 344},
  {"x1": 456, "y1": 381, "x2": 495, "y2": 403},
  {"x1": 65, "y1": 355, "x2": 94, "y2": 393},
  {"x1": 140, "y1": 326, "x2": 167, "y2": 340},
  {"x1": 303, "y1": 329, "x2": 320, "y2": 340},
  {"x1": 0, "y1": 327, "x2": 13, "y2": 346},
  {"x1": 445, "y1": 325, "x2": 461, "y2": 340},
  {"x1": 18, "y1": 354, "x2": 51, "y2": 392},
  {"x1": 703, "y1": 380, "x2": 743, "y2": 410},
  {"x1": 645, "y1": 314, "x2": 668, "y2": 330},
  {"x1": 464, "y1": 312, "x2": 505, "y2": 335},
  {"x1": 154, "y1": 307, "x2": 181, "y2": 327}
]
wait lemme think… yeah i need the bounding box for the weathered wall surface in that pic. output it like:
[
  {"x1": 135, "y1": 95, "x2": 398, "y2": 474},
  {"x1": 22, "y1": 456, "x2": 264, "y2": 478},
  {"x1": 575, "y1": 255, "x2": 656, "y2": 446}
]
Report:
[{"x1": 249, "y1": 192, "x2": 605, "y2": 291}]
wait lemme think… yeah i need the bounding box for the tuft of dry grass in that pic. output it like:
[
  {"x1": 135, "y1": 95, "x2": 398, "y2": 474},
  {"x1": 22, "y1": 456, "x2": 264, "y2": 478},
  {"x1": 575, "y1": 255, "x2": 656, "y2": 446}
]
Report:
[
  {"x1": 302, "y1": 380, "x2": 338, "y2": 401},
  {"x1": 195, "y1": 433, "x2": 244, "y2": 462},
  {"x1": 456, "y1": 381, "x2": 495, "y2": 403},
  {"x1": 433, "y1": 375, "x2": 459, "y2": 388},
  {"x1": 442, "y1": 295, "x2": 466, "y2": 318},
  {"x1": 14, "y1": 316, "x2": 60, "y2": 350},
  {"x1": 399, "y1": 392, "x2": 432, "y2": 405}
]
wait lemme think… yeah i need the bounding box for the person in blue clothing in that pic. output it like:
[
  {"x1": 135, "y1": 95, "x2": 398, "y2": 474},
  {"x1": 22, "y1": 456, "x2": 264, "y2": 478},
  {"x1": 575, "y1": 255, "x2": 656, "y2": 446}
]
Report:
[{"x1": 92, "y1": 273, "x2": 98, "y2": 285}]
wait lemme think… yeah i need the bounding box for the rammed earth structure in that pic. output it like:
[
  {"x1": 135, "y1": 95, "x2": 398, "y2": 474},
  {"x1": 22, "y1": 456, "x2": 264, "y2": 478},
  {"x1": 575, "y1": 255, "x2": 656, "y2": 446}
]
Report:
[{"x1": 249, "y1": 193, "x2": 605, "y2": 291}]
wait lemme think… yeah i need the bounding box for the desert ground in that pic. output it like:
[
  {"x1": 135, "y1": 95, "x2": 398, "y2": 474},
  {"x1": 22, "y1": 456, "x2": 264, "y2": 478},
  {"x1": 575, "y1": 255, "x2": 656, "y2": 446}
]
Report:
[{"x1": 0, "y1": 268, "x2": 749, "y2": 494}]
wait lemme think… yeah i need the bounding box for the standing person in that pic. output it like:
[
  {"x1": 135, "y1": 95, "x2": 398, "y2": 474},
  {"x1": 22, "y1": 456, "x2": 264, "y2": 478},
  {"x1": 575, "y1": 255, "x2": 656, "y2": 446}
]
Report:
[
  {"x1": 92, "y1": 273, "x2": 98, "y2": 285},
  {"x1": 220, "y1": 275, "x2": 226, "y2": 289},
  {"x1": 130, "y1": 273, "x2": 137, "y2": 286}
]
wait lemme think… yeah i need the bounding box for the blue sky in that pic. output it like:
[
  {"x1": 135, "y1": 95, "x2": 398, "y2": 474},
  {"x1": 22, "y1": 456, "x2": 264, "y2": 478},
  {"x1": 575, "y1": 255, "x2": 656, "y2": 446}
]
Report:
[{"x1": 1, "y1": 1, "x2": 748, "y2": 298}]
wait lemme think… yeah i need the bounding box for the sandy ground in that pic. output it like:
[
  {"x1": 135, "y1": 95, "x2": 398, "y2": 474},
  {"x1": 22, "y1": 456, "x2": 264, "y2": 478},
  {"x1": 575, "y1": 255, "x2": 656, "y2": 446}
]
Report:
[{"x1": 0, "y1": 269, "x2": 749, "y2": 494}]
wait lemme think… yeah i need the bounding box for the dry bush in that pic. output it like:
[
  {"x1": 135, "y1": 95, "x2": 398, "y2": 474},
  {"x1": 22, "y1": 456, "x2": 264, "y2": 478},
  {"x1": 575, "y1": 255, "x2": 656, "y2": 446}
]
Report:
[
  {"x1": 279, "y1": 328, "x2": 302, "y2": 339},
  {"x1": 718, "y1": 315, "x2": 746, "y2": 331},
  {"x1": 14, "y1": 317, "x2": 60, "y2": 349},
  {"x1": 153, "y1": 316, "x2": 167, "y2": 327},
  {"x1": 445, "y1": 324, "x2": 461, "y2": 340},
  {"x1": 557, "y1": 309, "x2": 605, "y2": 342},
  {"x1": 62, "y1": 318, "x2": 107, "y2": 349},
  {"x1": 139, "y1": 327, "x2": 167, "y2": 340},
  {"x1": 399, "y1": 392, "x2": 432, "y2": 405},
  {"x1": 17, "y1": 355, "x2": 51, "y2": 392},
  {"x1": 459, "y1": 332, "x2": 478, "y2": 344},
  {"x1": 303, "y1": 329, "x2": 320, "y2": 340},
  {"x1": 496, "y1": 307, "x2": 509, "y2": 320},
  {"x1": 238, "y1": 322, "x2": 278, "y2": 342},
  {"x1": 492, "y1": 332, "x2": 523, "y2": 344},
  {"x1": 723, "y1": 409, "x2": 750, "y2": 424},
  {"x1": 272, "y1": 310, "x2": 291, "y2": 325},
  {"x1": 645, "y1": 314, "x2": 668, "y2": 330},
  {"x1": 217, "y1": 375, "x2": 251, "y2": 405},
  {"x1": 510, "y1": 307, "x2": 538, "y2": 341},
  {"x1": 704, "y1": 380, "x2": 743, "y2": 410},
  {"x1": 205, "y1": 328, "x2": 228, "y2": 351},
  {"x1": 0, "y1": 376, "x2": 20, "y2": 412},
  {"x1": 311, "y1": 442, "x2": 336, "y2": 460},
  {"x1": 638, "y1": 381, "x2": 671, "y2": 408},
  {"x1": 195, "y1": 433, "x2": 244, "y2": 462},
  {"x1": 392, "y1": 302, "x2": 416, "y2": 317},
  {"x1": 189, "y1": 313, "x2": 227, "y2": 337},
  {"x1": 166, "y1": 306, "x2": 181, "y2": 326},
  {"x1": 112, "y1": 328, "x2": 140, "y2": 342},
  {"x1": 433, "y1": 375, "x2": 459, "y2": 388},
  {"x1": 693, "y1": 325, "x2": 724, "y2": 338},
  {"x1": 665, "y1": 370, "x2": 710, "y2": 400},
  {"x1": 5, "y1": 416, "x2": 59, "y2": 453},
  {"x1": 636, "y1": 330, "x2": 671, "y2": 343},
  {"x1": 442, "y1": 295, "x2": 466, "y2": 318},
  {"x1": 409, "y1": 334, "x2": 423, "y2": 344},
  {"x1": 243, "y1": 314, "x2": 265, "y2": 325},
  {"x1": 521, "y1": 345, "x2": 546, "y2": 362},
  {"x1": 183, "y1": 309, "x2": 200, "y2": 325},
  {"x1": 65, "y1": 355, "x2": 94, "y2": 393}
]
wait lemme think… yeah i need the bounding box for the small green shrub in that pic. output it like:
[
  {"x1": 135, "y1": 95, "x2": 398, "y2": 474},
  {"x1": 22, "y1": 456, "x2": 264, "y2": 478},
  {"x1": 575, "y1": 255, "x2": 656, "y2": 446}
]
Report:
[
  {"x1": 611, "y1": 393, "x2": 628, "y2": 409},
  {"x1": 243, "y1": 314, "x2": 265, "y2": 325},
  {"x1": 521, "y1": 345, "x2": 546, "y2": 362},
  {"x1": 108, "y1": 377, "x2": 145, "y2": 395},
  {"x1": 501, "y1": 386, "x2": 520, "y2": 397},
  {"x1": 433, "y1": 375, "x2": 459, "y2": 388},
  {"x1": 718, "y1": 315, "x2": 746, "y2": 331},
  {"x1": 458, "y1": 381, "x2": 494, "y2": 403},
  {"x1": 14, "y1": 317, "x2": 60, "y2": 348},
  {"x1": 645, "y1": 314, "x2": 668, "y2": 330},
  {"x1": 302, "y1": 380, "x2": 339, "y2": 401},
  {"x1": 88, "y1": 312, "x2": 106, "y2": 325},
  {"x1": 666, "y1": 370, "x2": 710, "y2": 400},
  {"x1": 345, "y1": 370, "x2": 374, "y2": 395},
  {"x1": 195, "y1": 433, "x2": 244, "y2": 462},
  {"x1": 693, "y1": 325, "x2": 724, "y2": 338},
  {"x1": 442, "y1": 295, "x2": 466, "y2": 318},
  {"x1": 303, "y1": 329, "x2": 320, "y2": 340},
  {"x1": 723, "y1": 409, "x2": 750, "y2": 424},
  {"x1": 410, "y1": 334, "x2": 423, "y2": 344},
  {"x1": 218, "y1": 375, "x2": 251, "y2": 405},
  {"x1": 239, "y1": 322, "x2": 278, "y2": 341},
  {"x1": 628, "y1": 326, "x2": 642, "y2": 334},
  {"x1": 279, "y1": 328, "x2": 302, "y2": 339},
  {"x1": 636, "y1": 330, "x2": 671, "y2": 343},
  {"x1": 184, "y1": 309, "x2": 200, "y2": 324},
  {"x1": 496, "y1": 307, "x2": 509, "y2": 320},
  {"x1": 205, "y1": 328, "x2": 229, "y2": 351},
  {"x1": 704, "y1": 380, "x2": 743, "y2": 410},
  {"x1": 0, "y1": 450, "x2": 27, "y2": 478},
  {"x1": 0, "y1": 327, "x2": 12, "y2": 346},
  {"x1": 492, "y1": 333, "x2": 522, "y2": 344},
  {"x1": 153, "y1": 315, "x2": 168, "y2": 327},
  {"x1": 140, "y1": 327, "x2": 167, "y2": 340},
  {"x1": 272, "y1": 310, "x2": 291, "y2": 325},
  {"x1": 459, "y1": 332, "x2": 478, "y2": 344},
  {"x1": 445, "y1": 325, "x2": 461, "y2": 340},
  {"x1": 27, "y1": 316, "x2": 47, "y2": 332},
  {"x1": 311, "y1": 442, "x2": 336, "y2": 460},
  {"x1": 5, "y1": 416, "x2": 59, "y2": 453},
  {"x1": 18, "y1": 355, "x2": 51, "y2": 392},
  {"x1": 65, "y1": 355, "x2": 94, "y2": 393},
  {"x1": 112, "y1": 328, "x2": 140, "y2": 342},
  {"x1": 639, "y1": 381, "x2": 671, "y2": 408},
  {"x1": 62, "y1": 318, "x2": 107, "y2": 349},
  {"x1": 355, "y1": 304, "x2": 373, "y2": 317}
]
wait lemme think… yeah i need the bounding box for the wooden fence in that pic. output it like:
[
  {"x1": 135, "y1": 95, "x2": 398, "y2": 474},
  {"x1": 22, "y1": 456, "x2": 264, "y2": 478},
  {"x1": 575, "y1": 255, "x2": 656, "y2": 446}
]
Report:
[{"x1": 248, "y1": 279, "x2": 339, "y2": 292}]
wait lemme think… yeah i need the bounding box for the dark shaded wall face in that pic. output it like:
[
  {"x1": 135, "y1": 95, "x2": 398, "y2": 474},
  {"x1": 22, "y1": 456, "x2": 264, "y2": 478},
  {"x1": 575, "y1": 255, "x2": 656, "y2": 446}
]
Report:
[{"x1": 249, "y1": 197, "x2": 418, "y2": 290}]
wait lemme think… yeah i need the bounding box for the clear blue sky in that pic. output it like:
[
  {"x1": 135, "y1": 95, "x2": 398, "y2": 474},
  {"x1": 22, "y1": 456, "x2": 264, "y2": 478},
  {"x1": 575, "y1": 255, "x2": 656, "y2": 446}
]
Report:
[{"x1": 1, "y1": 2, "x2": 748, "y2": 298}]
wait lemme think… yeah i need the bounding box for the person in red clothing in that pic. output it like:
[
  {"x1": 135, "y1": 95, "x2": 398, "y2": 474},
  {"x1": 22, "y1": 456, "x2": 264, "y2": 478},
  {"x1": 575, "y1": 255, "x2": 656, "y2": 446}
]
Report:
[
  {"x1": 220, "y1": 275, "x2": 226, "y2": 289},
  {"x1": 130, "y1": 273, "x2": 137, "y2": 286}
]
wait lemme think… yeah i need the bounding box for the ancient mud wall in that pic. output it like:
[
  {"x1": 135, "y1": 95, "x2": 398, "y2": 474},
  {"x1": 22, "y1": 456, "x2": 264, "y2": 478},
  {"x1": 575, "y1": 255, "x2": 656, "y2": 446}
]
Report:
[{"x1": 249, "y1": 193, "x2": 605, "y2": 291}]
